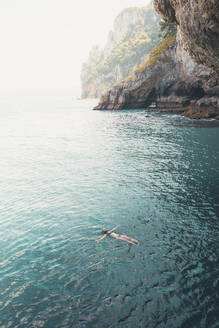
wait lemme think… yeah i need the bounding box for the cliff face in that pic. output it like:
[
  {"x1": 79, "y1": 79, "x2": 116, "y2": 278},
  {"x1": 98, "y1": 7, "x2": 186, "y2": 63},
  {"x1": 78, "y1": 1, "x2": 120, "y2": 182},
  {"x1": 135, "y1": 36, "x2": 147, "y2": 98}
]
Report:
[
  {"x1": 103, "y1": 8, "x2": 147, "y2": 58},
  {"x1": 153, "y1": 0, "x2": 219, "y2": 71},
  {"x1": 94, "y1": 0, "x2": 219, "y2": 118},
  {"x1": 81, "y1": 4, "x2": 160, "y2": 99}
]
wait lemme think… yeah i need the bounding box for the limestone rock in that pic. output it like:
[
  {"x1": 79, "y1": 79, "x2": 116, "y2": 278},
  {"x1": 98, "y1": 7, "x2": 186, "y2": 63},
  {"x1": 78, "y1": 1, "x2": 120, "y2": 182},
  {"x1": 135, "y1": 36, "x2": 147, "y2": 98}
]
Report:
[
  {"x1": 153, "y1": 0, "x2": 219, "y2": 71},
  {"x1": 94, "y1": 0, "x2": 219, "y2": 119},
  {"x1": 94, "y1": 32, "x2": 219, "y2": 118},
  {"x1": 81, "y1": 4, "x2": 160, "y2": 99}
]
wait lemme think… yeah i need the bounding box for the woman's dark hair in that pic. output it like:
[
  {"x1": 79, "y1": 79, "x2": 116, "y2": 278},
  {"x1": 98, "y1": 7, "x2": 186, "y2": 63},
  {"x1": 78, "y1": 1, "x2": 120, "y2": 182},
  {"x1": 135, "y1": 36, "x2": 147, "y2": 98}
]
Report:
[{"x1": 102, "y1": 229, "x2": 108, "y2": 234}]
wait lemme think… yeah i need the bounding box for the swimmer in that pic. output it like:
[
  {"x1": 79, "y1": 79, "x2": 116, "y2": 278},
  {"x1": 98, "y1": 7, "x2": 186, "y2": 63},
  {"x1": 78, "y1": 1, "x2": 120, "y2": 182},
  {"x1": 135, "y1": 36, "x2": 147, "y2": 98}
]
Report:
[{"x1": 96, "y1": 225, "x2": 139, "y2": 245}]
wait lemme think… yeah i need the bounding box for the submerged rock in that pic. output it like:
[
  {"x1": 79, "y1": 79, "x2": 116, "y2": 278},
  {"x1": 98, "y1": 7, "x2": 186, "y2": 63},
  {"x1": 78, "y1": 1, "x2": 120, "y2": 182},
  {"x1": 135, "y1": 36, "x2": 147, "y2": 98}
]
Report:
[{"x1": 182, "y1": 106, "x2": 219, "y2": 120}]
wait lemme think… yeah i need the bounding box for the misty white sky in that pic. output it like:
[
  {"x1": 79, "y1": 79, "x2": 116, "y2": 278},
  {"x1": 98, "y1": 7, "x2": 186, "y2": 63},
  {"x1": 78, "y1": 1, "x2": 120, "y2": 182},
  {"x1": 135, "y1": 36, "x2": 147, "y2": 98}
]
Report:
[{"x1": 0, "y1": 0, "x2": 150, "y2": 93}]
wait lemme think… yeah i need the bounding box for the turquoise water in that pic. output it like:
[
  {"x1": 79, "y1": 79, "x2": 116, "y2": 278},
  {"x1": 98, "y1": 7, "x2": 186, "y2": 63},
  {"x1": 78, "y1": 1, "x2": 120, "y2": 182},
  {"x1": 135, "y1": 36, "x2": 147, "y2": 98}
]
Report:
[{"x1": 0, "y1": 94, "x2": 219, "y2": 328}]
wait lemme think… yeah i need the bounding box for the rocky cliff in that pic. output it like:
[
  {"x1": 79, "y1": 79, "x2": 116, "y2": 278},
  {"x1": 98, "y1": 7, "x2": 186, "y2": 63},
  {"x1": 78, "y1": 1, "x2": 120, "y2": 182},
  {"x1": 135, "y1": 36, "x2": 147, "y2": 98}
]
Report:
[
  {"x1": 81, "y1": 3, "x2": 160, "y2": 99},
  {"x1": 94, "y1": 0, "x2": 219, "y2": 119},
  {"x1": 153, "y1": 0, "x2": 219, "y2": 71}
]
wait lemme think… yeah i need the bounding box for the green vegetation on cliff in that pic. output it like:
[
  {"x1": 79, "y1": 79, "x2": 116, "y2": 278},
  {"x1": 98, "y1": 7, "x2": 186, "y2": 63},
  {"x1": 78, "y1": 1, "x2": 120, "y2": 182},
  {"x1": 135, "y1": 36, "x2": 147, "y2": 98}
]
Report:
[
  {"x1": 135, "y1": 33, "x2": 176, "y2": 72},
  {"x1": 81, "y1": 4, "x2": 161, "y2": 98},
  {"x1": 96, "y1": 13, "x2": 160, "y2": 78},
  {"x1": 158, "y1": 21, "x2": 177, "y2": 39}
]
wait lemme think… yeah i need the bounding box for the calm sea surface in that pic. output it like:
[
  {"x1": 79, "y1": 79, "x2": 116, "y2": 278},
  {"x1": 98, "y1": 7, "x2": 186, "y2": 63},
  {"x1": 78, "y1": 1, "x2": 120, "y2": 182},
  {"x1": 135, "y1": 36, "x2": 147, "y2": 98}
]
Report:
[{"x1": 0, "y1": 93, "x2": 219, "y2": 328}]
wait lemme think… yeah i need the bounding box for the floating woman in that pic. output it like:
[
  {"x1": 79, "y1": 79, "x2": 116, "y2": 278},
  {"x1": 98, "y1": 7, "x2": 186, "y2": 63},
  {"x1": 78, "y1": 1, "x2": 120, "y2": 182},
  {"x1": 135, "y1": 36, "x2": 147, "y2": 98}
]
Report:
[{"x1": 95, "y1": 225, "x2": 139, "y2": 245}]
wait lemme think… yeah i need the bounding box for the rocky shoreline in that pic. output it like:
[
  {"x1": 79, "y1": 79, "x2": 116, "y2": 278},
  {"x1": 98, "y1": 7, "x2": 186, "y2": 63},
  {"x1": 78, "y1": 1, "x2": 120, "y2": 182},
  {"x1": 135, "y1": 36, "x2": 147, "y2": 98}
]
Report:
[
  {"x1": 93, "y1": 34, "x2": 219, "y2": 118},
  {"x1": 93, "y1": 0, "x2": 219, "y2": 120},
  {"x1": 145, "y1": 105, "x2": 219, "y2": 120},
  {"x1": 94, "y1": 104, "x2": 219, "y2": 120}
]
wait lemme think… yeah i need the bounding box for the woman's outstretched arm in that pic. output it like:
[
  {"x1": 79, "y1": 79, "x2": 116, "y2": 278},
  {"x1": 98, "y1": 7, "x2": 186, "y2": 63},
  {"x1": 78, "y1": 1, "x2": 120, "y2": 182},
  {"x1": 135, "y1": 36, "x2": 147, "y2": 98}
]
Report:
[
  {"x1": 108, "y1": 225, "x2": 120, "y2": 234},
  {"x1": 95, "y1": 234, "x2": 107, "y2": 243}
]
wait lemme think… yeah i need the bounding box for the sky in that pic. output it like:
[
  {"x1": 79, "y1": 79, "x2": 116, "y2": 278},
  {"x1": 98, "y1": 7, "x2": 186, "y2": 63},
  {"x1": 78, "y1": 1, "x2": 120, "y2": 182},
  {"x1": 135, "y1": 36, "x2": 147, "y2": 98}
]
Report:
[{"x1": 0, "y1": 0, "x2": 150, "y2": 93}]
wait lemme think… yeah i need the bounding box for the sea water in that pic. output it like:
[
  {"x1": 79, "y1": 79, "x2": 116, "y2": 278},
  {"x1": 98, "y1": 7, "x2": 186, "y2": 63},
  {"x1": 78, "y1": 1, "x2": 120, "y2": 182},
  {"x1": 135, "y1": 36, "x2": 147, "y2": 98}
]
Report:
[{"x1": 0, "y1": 92, "x2": 219, "y2": 328}]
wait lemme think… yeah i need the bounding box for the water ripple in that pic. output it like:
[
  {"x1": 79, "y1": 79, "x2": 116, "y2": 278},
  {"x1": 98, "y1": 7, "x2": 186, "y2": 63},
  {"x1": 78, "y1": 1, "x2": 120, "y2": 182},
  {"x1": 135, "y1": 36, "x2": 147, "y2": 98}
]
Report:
[{"x1": 0, "y1": 99, "x2": 219, "y2": 327}]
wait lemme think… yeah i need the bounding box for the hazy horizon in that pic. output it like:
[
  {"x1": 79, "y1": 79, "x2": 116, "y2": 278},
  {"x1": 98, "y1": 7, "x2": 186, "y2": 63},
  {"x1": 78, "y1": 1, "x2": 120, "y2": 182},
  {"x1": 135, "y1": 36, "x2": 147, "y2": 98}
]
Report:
[{"x1": 0, "y1": 0, "x2": 150, "y2": 95}]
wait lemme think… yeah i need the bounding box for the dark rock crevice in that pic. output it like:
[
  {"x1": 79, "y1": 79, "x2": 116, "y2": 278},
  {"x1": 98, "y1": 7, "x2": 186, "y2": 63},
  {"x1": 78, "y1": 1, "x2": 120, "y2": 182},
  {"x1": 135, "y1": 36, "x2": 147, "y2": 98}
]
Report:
[{"x1": 94, "y1": 0, "x2": 219, "y2": 119}]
